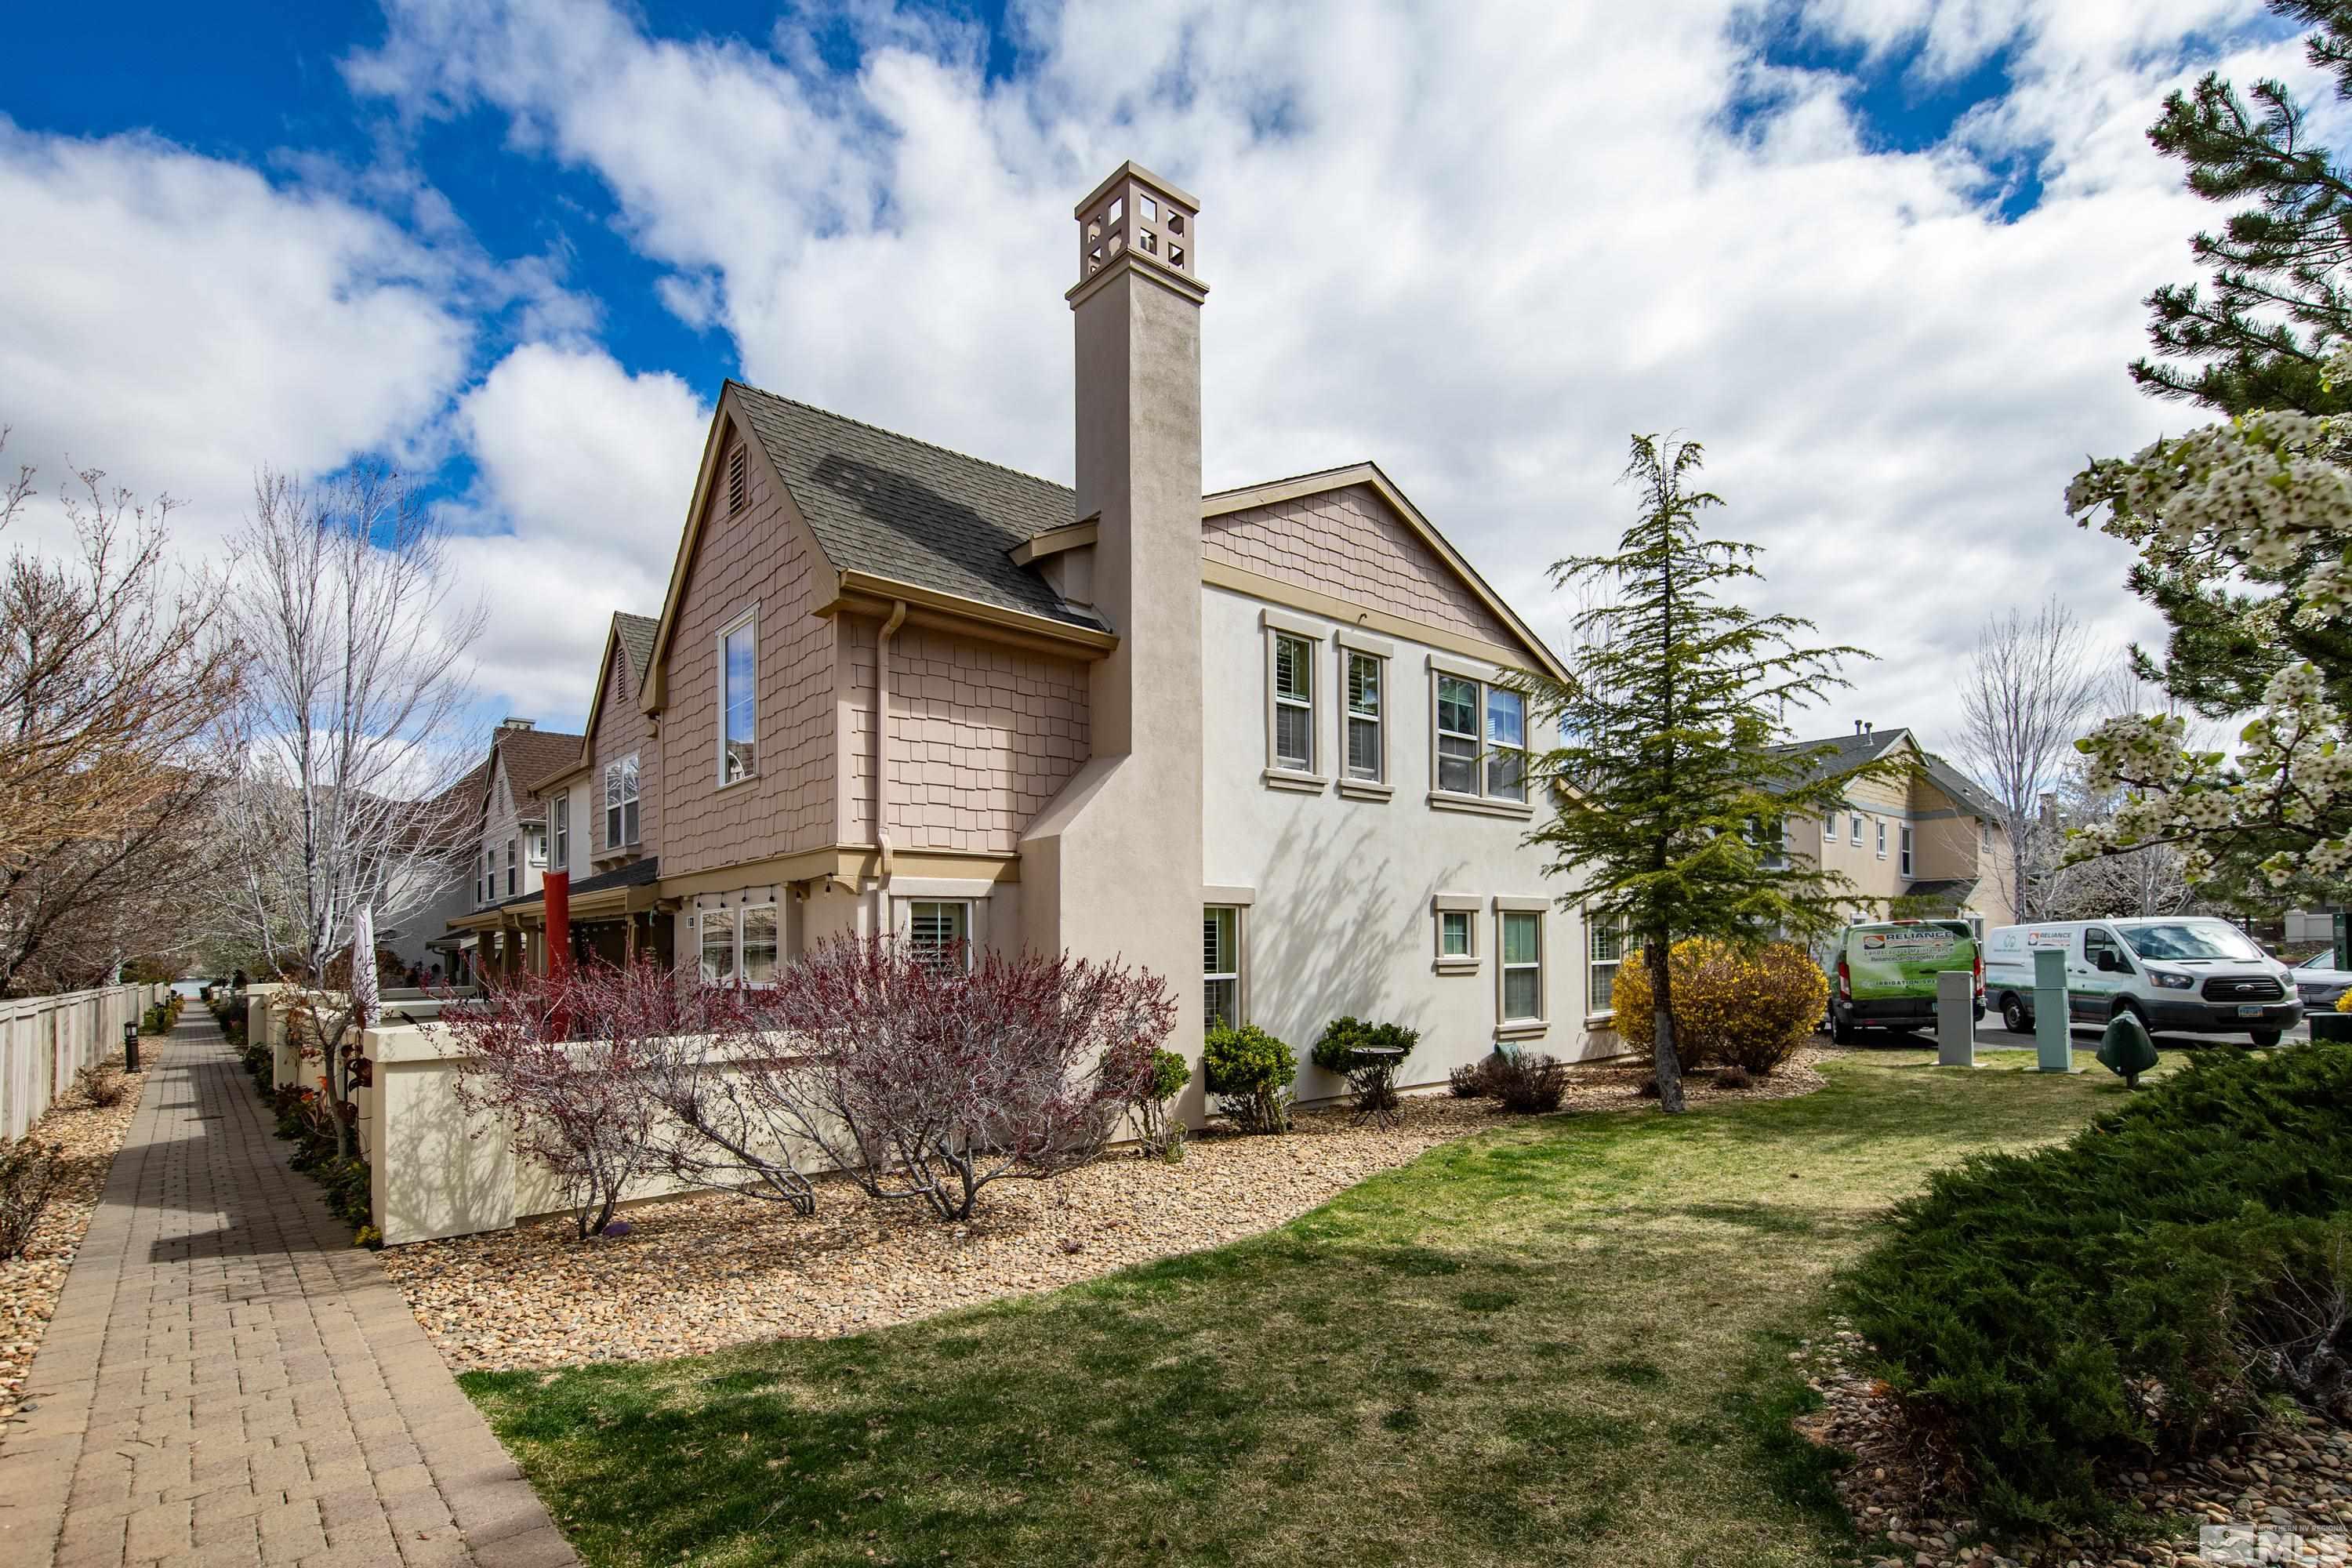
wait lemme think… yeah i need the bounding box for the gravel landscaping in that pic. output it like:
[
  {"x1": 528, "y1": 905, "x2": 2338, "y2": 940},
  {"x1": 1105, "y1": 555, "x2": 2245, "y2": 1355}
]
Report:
[
  {"x1": 0, "y1": 1055, "x2": 147, "y2": 1428},
  {"x1": 385, "y1": 1047, "x2": 1833, "y2": 1374},
  {"x1": 1795, "y1": 1323, "x2": 2352, "y2": 1568}
]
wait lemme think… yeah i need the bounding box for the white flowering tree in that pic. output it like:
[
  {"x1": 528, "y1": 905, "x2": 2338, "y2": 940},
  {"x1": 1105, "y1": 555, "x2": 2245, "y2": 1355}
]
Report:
[{"x1": 2065, "y1": 411, "x2": 2352, "y2": 900}]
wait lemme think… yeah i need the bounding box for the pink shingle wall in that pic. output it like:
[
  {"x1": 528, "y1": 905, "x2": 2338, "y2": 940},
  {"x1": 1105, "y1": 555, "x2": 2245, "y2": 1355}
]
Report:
[
  {"x1": 1203, "y1": 483, "x2": 1519, "y2": 648},
  {"x1": 655, "y1": 427, "x2": 840, "y2": 877},
  {"x1": 844, "y1": 619, "x2": 1091, "y2": 854},
  {"x1": 588, "y1": 648, "x2": 658, "y2": 860}
]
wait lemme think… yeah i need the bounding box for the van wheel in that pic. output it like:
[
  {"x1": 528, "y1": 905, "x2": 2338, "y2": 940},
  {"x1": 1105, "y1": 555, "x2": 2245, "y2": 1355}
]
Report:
[
  {"x1": 1831, "y1": 1011, "x2": 1854, "y2": 1046},
  {"x1": 2001, "y1": 994, "x2": 2030, "y2": 1034},
  {"x1": 2250, "y1": 1029, "x2": 2282, "y2": 1048}
]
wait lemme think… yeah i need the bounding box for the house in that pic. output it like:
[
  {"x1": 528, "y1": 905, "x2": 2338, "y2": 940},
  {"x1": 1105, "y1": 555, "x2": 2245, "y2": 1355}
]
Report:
[
  {"x1": 440, "y1": 717, "x2": 586, "y2": 981},
  {"x1": 447, "y1": 163, "x2": 1617, "y2": 1108},
  {"x1": 1774, "y1": 723, "x2": 2016, "y2": 933}
]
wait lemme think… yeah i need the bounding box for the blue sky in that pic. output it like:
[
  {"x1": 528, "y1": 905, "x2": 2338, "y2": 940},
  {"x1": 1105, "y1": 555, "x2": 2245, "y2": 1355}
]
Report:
[{"x1": 0, "y1": 0, "x2": 2307, "y2": 750}]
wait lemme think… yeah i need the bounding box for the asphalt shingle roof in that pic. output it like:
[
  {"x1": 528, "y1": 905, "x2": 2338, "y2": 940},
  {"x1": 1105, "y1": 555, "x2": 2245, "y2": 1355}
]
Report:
[
  {"x1": 728, "y1": 380, "x2": 1098, "y2": 630},
  {"x1": 614, "y1": 612, "x2": 658, "y2": 684},
  {"x1": 1768, "y1": 727, "x2": 2002, "y2": 822}
]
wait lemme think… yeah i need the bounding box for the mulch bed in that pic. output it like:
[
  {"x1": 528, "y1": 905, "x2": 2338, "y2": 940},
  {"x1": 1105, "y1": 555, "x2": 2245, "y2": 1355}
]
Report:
[
  {"x1": 0, "y1": 1057, "x2": 148, "y2": 1428},
  {"x1": 1794, "y1": 1324, "x2": 2352, "y2": 1568},
  {"x1": 380, "y1": 1047, "x2": 1837, "y2": 1374}
]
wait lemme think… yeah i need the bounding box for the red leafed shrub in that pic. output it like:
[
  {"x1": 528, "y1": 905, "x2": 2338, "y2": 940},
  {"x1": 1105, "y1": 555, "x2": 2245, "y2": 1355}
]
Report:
[
  {"x1": 437, "y1": 961, "x2": 724, "y2": 1239},
  {"x1": 753, "y1": 937, "x2": 1175, "y2": 1222}
]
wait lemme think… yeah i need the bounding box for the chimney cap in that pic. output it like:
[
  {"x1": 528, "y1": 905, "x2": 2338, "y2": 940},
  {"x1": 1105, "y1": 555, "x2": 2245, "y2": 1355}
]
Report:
[
  {"x1": 497, "y1": 717, "x2": 535, "y2": 731},
  {"x1": 1073, "y1": 160, "x2": 1200, "y2": 220}
]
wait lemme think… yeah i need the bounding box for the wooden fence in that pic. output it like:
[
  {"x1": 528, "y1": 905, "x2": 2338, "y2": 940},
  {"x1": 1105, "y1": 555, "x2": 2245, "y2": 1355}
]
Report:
[{"x1": 0, "y1": 982, "x2": 170, "y2": 1142}]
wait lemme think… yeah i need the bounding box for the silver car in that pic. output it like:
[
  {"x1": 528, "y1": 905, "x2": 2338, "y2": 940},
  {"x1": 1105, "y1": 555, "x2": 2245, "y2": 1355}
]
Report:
[{"x1": 2291, "y1": 961, "x2": 2352, "y2": 1011}]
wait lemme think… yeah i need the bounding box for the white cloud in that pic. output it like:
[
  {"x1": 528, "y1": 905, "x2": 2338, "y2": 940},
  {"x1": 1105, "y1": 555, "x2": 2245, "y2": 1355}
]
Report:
[
  {"x1": 442, "y1": 344, "x2": 710, "y2": 719},
  {"x1": 0, "y1": 119, "x2": 477, "y2": 549}
]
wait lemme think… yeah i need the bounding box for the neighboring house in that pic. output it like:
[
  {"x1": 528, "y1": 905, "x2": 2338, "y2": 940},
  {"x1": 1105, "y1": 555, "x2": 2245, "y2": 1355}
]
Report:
[
  {"x1": 460, "y1": 612, "x2": 672, "y2": 970},
  {"x1": 1774, "y1": 723, "x2": 2016, "y2": 933},
  {"x1": 445, "y1": 717, "x2": 586, "y2": 979},
  {"x1": 448, "y1": 163, "x2": 1616, "y2": 1108},
  {"x1": 384, "y1": 755, "x2": 492, "y2": 975}
]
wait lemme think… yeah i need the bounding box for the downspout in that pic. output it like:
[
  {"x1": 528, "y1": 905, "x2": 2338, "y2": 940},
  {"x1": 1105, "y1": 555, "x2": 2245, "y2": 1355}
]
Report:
[{"x1": 876, "y1": 601, "x2": 907, "y2": 887}]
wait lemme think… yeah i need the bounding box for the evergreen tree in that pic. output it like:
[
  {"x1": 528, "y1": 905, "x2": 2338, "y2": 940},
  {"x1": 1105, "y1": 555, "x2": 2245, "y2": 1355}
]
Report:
[
  {"x1": 1526, "y1": 435, "x2": 1888, "y2": 1113},
  {"x1": 2125, "y1": 0, "x2": 2352, "y2": 712}
]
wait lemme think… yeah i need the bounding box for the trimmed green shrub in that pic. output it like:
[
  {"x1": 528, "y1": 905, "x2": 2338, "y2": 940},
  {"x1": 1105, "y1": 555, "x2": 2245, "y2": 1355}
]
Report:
[
  {"x1": 1131, "y1": 1047, "x2": 1191, "y2": 1160},
  {"x1": 1308, "y1": 1016, "x2": 1421, "y2": 1076},
  {"x1": 1841, "y1": 1043, "x2": 2352, "y2": 1531},
  {"x1": 1203, "y1": 1024, "x2": 1296, "y2": 1134}
]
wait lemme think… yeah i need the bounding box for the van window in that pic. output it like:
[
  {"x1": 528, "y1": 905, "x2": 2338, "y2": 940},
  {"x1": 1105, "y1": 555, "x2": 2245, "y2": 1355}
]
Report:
[
  {"x1": 2083, "y1": 927, "x2": 2130, "y2": 973},
  {"x1": 2118, "y1": 922, "x2": 2263, "y2": 962}
]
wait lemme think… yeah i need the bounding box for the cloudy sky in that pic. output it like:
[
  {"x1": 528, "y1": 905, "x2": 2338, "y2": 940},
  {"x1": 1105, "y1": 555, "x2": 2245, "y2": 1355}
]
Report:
[{"x1": 0, "y1": 0, "x2": 2317, "y2": 755}]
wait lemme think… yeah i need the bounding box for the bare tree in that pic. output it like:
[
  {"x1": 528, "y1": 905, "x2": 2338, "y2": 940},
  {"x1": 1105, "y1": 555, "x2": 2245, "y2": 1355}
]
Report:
[
  {"x1": 1950, "y1": 598, "x2": 2105, "y2": 923},
  {"x1": 0, "y1": 429, "x2": 242, "y2": 993},
  {"x1": 220, "y1": 466, "x2": 484, "y2": 1148},
  {"x1": 2038, "y1": 667, "x2": 2199, "y2": 920}
]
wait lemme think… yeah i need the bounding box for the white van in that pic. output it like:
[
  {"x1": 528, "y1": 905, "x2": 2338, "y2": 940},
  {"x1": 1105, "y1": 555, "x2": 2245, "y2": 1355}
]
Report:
[{"x1": 1983, "y1": 917, "x2": 2301, "y2": 1045}]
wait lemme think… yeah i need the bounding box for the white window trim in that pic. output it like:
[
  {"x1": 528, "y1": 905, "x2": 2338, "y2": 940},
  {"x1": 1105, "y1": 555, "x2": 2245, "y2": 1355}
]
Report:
[
  {"x1": 526, "y1": 826, "x2": 547, "y2": 868},
  {"x1": 1432, "y1": 892, "x2": 1480, "y2": 974},
  {"x1": 694, "y1": 894, "x2": 783, "y2": 987},
  {"x1": 1428, "y1": 657, "x2": 1535, "y2": 818},
  {"x1": 1876, "y1": 818, "x2": 1888, "y2": 860},
  {"x1": 1849, "y1": 812, "x2": 1864, "y2": 846},
  {"x1": 1586, "y1": 910, "x2": 1628, "y2": 1025},
  {"x1": 604, "y1": 753, "x2": 642, "y2": 851},
  {"x1": 1494, "y1": 897, "x2": 1549, "y2": 1039},
  {"x1": 717, "y1": 604, "x2": 760, "y2": 789},
  {"x1": 1899, "y1": 825, "x2": 1915, "y2": 877},
  {"x1": 901, "y1": 898, "x2": 975, "y2": 975},
  {"x1": 1338, "y1": 643, "x2": 1392, "y2": 800},
  {"x1": 506, "y1": 838, "x2": 517, "y2": 898},
  {"x1": 1263, "y1": 611, "x2": 1326, "y2": 790},
  {"x1": 1204, "y1": 902, "x2": 1247, "y2": 1032},
  {"x1": 551, "y1": 792, "x2": 569, "y2": 874}
]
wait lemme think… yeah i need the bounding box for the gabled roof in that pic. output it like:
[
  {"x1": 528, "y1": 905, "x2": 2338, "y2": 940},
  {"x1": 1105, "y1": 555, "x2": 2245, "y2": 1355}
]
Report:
[
  {"x1": 475, "y1": 724, "x2": 585, "y2": 833},
  {"x1": 1202, "y1": 460, "x2": 1570, "y2": 681},
  {"x1": 540, "y1": 611, "x2": 661, "y2": 795},
  {"x1": 729, "y1": 381, "x2": 1101, "y2": 631},
  {"x1": 1769, "y1": 727, "x2": 2002, "y2": 822}
]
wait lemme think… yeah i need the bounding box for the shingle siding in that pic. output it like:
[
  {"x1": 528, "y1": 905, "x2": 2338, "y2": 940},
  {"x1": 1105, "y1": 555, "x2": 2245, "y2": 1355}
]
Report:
[
  {"x1": 656, "y1": 426, "x2": 840, "y2": 877},
  {"x1": 589, "y1": 643, "x2": 658, "y2": 861},
  {"x1": 1203, "y1": 483, "x2": 1520, "y2": 649}
]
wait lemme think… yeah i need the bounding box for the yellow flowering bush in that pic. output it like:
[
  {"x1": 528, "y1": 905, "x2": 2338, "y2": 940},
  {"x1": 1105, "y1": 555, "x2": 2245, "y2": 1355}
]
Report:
[{"x1": 1611, "y1": 937, "x2": 1826, "y2": 1076}]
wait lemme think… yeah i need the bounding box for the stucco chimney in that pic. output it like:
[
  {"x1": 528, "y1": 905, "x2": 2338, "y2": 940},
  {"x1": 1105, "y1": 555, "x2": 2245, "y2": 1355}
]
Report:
[{"x1": 1021, "y1": 161, "x2": 1209, "y2": 1115}]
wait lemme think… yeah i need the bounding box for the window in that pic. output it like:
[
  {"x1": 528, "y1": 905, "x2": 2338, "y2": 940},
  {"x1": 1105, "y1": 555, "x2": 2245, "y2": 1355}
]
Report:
[
  {"x1": 1439, "y1": 910, "x2": 1473, "y2": 958},
  {"x1": 699, "y1": 907, "x2": 735, "y2": 985},
  {"x1": 1501, "y1": 910, "x2": 1544, "y2": 1023},
  {"x1": 1436, "y1": 675, "x2": 1479, "y2": 794},
  {"x1": 741, "y1": 905, "x2": 779, "y2": 985},
  {"x1": 1875, "y1": 818, "x2": 1887, "y2": 859},
  {"x1": 1899, "y1": 826, "x2": 1914, "y2": 877},
  {"x1": 527, "y1": 827, "x2": 546, "y2": 867},
  {"x1": 506, "y1": 839, "x2": 517, "y2": 896},
  {"x1": 1345, "y1": 649, "x2": 1383, "y2": 782},
  {"x1": 908, "y1": 901, "x2": 971, "y2": 975},
  {"x1": 1204, "y1": 906, "x2": 1241, "y2": 1029},
  {"x1": 1850, "y1": 814, "x2": 1864, "y2": 846},
  {"x1": 1589, "y1": 917, "x2": 1627, "y2": 1017},
  {"x1": 699, "y1": 902, "x2": 780, "y2": 986},
  {"x1": 1981, "y1": 820, "x2": 1993, "y2": 853},
  {"x1": 1432, "y1": 666, "x2": 1530, "y2": 807},
  {"x1": 1485, "y1": 688, "x2": 1526, "y2": 801},
  {"x1": 552, "y1": 793, "x2": 569, "y2": 872},
  {"x1": 1272, "y1": 633, "x2": 1313, "y2": 772},
  {"x1": 727, "y1": 443, "x2": 748, "y2": 514},
  {"x1": 720, "y1": 614, "x2": 757, "y2": 784},
  {"x1": 604, "y1": 753, "x2": 640, "y2": 848},
  {"x1": 1824, "y1": 812, "x2": 1838, "y2": 844}
]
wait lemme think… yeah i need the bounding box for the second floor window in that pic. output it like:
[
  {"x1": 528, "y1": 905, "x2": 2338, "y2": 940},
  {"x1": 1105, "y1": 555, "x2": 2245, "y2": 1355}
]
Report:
[
  {"x1": 1344, "y1": 649, "x2": 1383, "y2": 782},
  {"x1": 1435, "y1": 671, "x2": 1527, "y2": 804},
  {"x1": 1272, "y1": 633, "x2": 1313, "y2": 772},
  {"x1": 1850, "y1": 814, "x2": 1864, "y2": 846},
  {"x1": 527, "y1": 826, "x2": 546, "y2": 867},
  {"x1": 604, "y1": 753, "x2": 640, "y2": 848},
  {"x1": 552, "y1": 793, "x2": 568, "y2": 871},
  {"x1": 1876, "y1": 819, "x2": 1888, "y2": 859},
  {"x1": 506, "y1": 838, "x2": 517, "y2": 896},
  {"x1": 1900, "y1": 826, "x2": 1915, "y2": 877},
  {"x1": 1436, "y1": 675, "x2": 1479, "y2": 793},
  {"x1": 721, "y1": 613, "x2": 757, "y2": 784}
]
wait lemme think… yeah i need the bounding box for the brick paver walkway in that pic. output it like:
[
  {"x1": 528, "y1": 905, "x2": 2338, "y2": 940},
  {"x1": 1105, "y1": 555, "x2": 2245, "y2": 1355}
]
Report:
[{"x1": 0, "y1": 1005, "x2": 577, "y2": 1568}]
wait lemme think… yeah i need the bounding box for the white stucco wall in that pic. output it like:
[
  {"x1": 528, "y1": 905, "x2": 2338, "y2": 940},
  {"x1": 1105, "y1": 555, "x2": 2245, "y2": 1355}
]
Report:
[{"x1": 1200, "y1": 585, "x2": 1621, "y2": 1101}]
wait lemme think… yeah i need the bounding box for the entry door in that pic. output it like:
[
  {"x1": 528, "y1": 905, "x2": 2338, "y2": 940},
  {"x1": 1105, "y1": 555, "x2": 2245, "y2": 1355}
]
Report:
[{"x1": 2072, "y1": 927, "x2": 2129, "y2": 1020}]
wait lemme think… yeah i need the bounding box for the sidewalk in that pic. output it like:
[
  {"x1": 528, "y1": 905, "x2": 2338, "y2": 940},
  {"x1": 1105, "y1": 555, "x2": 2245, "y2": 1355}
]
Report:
[{"x1": 0, "y1": 1004, "x2": 577, "y2": 1568}]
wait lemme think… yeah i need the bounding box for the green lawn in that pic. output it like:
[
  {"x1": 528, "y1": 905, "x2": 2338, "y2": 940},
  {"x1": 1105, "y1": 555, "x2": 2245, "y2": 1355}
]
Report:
[{"x1": 463, "y1": 1047, "x2": 2160, "y2": 1567}]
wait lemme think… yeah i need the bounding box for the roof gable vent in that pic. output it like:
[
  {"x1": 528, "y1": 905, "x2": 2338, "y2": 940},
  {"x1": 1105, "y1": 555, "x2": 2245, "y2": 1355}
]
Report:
[{"x1": 727, "y1": 442, "x2": 749, "y2": 515}]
